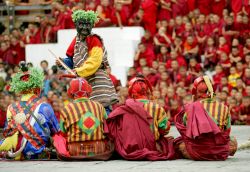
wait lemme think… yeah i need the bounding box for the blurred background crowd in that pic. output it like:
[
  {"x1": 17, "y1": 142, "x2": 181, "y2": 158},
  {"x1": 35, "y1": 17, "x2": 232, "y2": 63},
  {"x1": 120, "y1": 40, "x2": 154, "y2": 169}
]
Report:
[{"x1": 0, "y1": 0, "x2": 250, "y2": 128}]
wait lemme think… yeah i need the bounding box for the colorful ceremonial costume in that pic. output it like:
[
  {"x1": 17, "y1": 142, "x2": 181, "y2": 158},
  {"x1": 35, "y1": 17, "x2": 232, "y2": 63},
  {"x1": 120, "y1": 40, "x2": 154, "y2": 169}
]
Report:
[
  {"x1": 174, "y1": 76, "x2": 237, "y2": 161},
  {"x1": 0, "y1": 63, "x2": 61, "y2": 160},
  {"x1": 58, "y1": 78, "x2": 114, "y2": 160},
  {"x1": 62, "y1": 10, "x2": 118, "y2": 109},
  {"x1": 106, "y1": 76, "x2": 175, "y2": 160}
]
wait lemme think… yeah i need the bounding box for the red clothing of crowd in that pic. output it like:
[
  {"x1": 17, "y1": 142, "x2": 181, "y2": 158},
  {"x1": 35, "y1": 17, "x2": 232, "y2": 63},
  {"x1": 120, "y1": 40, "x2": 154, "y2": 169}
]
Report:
[{"x1": 1, "y1": 0, "x2": 250, "y2": 126}]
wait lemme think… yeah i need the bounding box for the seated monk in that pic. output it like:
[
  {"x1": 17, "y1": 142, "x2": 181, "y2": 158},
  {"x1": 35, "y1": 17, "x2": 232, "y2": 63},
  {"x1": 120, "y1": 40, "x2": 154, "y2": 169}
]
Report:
[
  {"x1": 58, "y1": 78, "x2": 114, "y2": 160},
  {"x1": 0, "y1": 62, "x2": 63, "y2": 160},
  {"x1": 174, "y1": 76, "x2": 237, "y2": 161},
  {"x1": 106, "y1": 75, "x2": 175, "y2": 160}
]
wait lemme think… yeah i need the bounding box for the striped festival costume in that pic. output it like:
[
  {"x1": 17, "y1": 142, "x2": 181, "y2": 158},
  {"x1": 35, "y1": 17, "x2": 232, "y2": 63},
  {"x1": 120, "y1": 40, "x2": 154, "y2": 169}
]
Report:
[
  {"x1": 174, "y1": 98, "x2": 237, "y2": 160},
  {"x1": 59, "y1": 97, "x2": 114, "y2": 160},
  {"x1": 0, "y1": 94, "x2": 60, "y2": 160},
  {"x1": 65, "y1": 34, "x2": 118, "y2": 108}
]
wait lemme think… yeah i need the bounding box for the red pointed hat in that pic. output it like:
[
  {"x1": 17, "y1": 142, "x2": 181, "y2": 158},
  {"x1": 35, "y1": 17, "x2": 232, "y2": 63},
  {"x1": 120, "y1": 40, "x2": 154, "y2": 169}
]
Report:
[
  {"x1": 128, "y1": 75, "x2": 153, "y2": 99},
  {"x1": 67, "y1": 78, "x2": 92, "y2": 99}
]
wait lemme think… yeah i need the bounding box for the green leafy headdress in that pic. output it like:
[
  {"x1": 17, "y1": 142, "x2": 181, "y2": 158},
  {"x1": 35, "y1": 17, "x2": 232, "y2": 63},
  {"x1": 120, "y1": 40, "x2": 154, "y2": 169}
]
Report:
[
  {"x1": 72, "y1": 10, "x2": 99, "y2": 25},
  {"x1": 10, "y1": 63, "x2": 44, "y2": 94}
]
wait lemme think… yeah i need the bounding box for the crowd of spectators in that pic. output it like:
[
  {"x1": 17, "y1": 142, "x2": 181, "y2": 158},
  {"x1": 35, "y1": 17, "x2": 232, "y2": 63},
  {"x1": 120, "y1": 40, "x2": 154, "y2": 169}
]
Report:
[{"x1": 0, "y1": 0, "x2": 250, "y2": 128}]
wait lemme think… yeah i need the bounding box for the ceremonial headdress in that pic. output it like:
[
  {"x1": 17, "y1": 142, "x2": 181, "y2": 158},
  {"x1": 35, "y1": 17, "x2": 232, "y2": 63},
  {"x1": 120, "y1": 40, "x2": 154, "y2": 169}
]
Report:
[
  {"x1": 192, "y1": 75, "x2": 214, "y2": 99},
  {"x1": 67, "y1": 78, "x2": 92, "y2": 99},
  {"x1": 10, "y1": 61, "x2": 44, "y2": 94},
  {"x1": 72, "y1": 10, "x2": 99, "y2": 25},
  {"x1": 128, "y1": 75, "x2": 153, "y2": 99}
]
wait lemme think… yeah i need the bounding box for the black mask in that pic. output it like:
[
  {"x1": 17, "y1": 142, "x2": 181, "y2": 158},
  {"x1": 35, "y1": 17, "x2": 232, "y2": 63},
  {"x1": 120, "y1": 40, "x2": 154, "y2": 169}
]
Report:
[{"x1": 76, "y1": 20, "x2": 93, "y2": 37}]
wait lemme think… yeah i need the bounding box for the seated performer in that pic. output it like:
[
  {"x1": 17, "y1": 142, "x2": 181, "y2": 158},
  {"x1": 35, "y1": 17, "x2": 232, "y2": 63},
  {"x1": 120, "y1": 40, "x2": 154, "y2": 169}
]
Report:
[
  {"x1": 0, "y1": 62, "x2": 62, "y2": 160},
  {"x1": 106, "y1": 75, "x2": 175, "y2": 160},
  {"x1": 58, "y1": 78, "x2": 114, "y2": 160},
  {"x1": 174, "y1": 76, "x2": 237, "y2": 161},
  {"x1": 57, "y1": 10, "x2": 118, "y2": 113}
]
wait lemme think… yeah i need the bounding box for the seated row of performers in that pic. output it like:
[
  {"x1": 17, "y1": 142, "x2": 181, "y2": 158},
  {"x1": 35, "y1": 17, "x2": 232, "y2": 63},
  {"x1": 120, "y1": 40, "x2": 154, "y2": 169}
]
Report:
[{"x1": 0, "y1": 62, "x2": 237, "y2": 161}]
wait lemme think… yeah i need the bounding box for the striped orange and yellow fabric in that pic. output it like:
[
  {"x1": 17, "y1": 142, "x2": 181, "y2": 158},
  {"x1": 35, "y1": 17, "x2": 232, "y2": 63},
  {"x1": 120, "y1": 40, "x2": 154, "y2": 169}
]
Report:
[
  {"x1": 60, "y1": 98, "x2": 107, "y2": 143},
  {"x1": 72, "y1": 34, "x2": 118, "y2": 107},
  {"x1": 200, "y1": 98, "x2": 231, "y2": 130},
  {"x1": 139, "y1": 99, "x2": 171, "y2": 140},
  {"x1": 183, "y1": 98, "x2": 231, "y2": 130}
]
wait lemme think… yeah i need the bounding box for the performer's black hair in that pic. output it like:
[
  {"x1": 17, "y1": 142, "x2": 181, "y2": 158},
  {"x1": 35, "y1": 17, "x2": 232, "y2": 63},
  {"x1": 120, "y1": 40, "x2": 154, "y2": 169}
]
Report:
[{"x1": 19, "y1": 61, "x2": 28, "y2": 72}]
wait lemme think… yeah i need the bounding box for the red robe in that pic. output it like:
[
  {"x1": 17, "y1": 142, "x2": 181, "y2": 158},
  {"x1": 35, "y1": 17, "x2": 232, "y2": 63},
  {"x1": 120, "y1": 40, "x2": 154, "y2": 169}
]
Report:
[
  {"x1": 230, "y1": 106, "x2": 240, "y2": 124},
  {"x1": 213, "y1": 72, "x2": 225, "y2": 88},
  {"x1": 110, "y1": 6, "x2": 129, "y2": 26},
  {"x1": 156, "y1": 53, "x2": 169, "y2": 63},
  {"x1": 158, "y1": 0, "x2": 171, "y2": 21},
  {"x1": 52, "y1": 11, "x2": 67, "y2": 33},
  {"x1": 10, "y1": 42, "x2": 25, "y2": 63},
  {"x1": 106, "y1": 99, "x2": 175, "y2": 160},
  {"x1": 109, "y1": 73, "x2": 120, "y2": 88},
  {"x1": 0, "y1": 108, "x2": 6, "y2": 128},
  {"x1": 174, "y1": 101, "x2": 231, "y2": 160},
  {"x1": 243, "y1": 0, "x2": 250, "y2": 16},
  {"x1": 141, "y1": 0, "x2": 157, "y2": 35},
  {"x1": 64, "y1": 10, "x2": 75, "y2": 29},
  {"x1": 211, "y1": 0, "x2": 226, "y2": 17},
  {"x1": 30, "y1": 29, "x2": 42, "y2": 44},
  {"x1": 136, "y1": 48, "x2": 156, "y2": 67},
  {"x1": 187, "y1": 0, "x2": 196, "y2": 12},
  {"x1": 243, "y1": 76, "x2": 250, "y2": 86},
  {"x1": 166, "y1": 56, "x2": 187, "y2": 68},
  {"x1": 196, "y1": 0, "x2": 212, "y2": 15},
  {"x1": 231, "y1": 0, "x2": 243, "y2": 14},
  {"x1": 154, "y1": 33, "x2": 172, "y2": 47},
  {"x1": 172, "y1": 0, "x2": 188, "y2": 18},
  {"x1": 176, "y1": 73, "x2": 192, "y2": 87},
  {"x1": 2, "y1": 48, "x2": 15, "y2": 65},
  {"x1": 239, "y1": 104, "x2": 250, "y2": 124},
  {"x1": 146, "y1": 73, "x2": 160, "y2": 87}
]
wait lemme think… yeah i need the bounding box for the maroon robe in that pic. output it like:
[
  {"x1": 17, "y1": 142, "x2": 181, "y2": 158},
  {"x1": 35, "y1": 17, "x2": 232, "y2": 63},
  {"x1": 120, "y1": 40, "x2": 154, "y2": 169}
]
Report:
[
  {"x1": 2, "y1": 48, "x2": 16, "y2": 65},
  {"x1": 106, "y1": 99, "x2": 175, "y2": 160},
  {"x1": 196, "y1": 0, "x2": 212, "y2": 15},
  {"x1": 211, "y1": 0, "x2": 226, "y2": 17},
  {"x1": 141, "y1": 0, "x2": 157, "y2": 35},
  {"x1": 10, "y1": 42, "x2": 25, "y2": 63},
  {"x1": 231, "y1": 0, "x2": 243, "y2": 14},
  {"x1": 187, "y1": 0, "x2": 196, "y2": 12},
  {"x1": 0, "y1": 108, "x2": 6, "y2": 128},
  {"x1": 172, "y1": 0, "x2": 188, "y2": 17},
  {"x1": 174, "y1": 101, "x2": 231, "y2": 160}
]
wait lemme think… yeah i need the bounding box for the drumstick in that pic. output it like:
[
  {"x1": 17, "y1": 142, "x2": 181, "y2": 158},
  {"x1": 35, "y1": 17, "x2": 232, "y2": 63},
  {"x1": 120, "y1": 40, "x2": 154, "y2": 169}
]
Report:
[{"x1": 48, "y1": 49, "x2": 76, "y2": 76}]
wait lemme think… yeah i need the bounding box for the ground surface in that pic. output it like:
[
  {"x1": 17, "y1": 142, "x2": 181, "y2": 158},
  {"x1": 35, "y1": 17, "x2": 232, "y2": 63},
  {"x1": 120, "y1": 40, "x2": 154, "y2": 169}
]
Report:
[{"x1": 1, "y1": 126, "x2": 250, "y2": 172}]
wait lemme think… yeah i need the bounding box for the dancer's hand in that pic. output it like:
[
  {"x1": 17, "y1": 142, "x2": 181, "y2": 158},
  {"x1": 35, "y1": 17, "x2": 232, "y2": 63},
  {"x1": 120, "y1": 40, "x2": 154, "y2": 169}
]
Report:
[{"x1": 55, "y1": 57, "x2": 63, "y2": 67}]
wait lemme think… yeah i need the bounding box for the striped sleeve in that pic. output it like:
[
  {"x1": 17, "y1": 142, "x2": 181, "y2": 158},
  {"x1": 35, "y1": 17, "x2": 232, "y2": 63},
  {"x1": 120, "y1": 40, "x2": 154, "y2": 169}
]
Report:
[
  {"x1": 59, "y1": 108, "x2": 67, "y2": 133},
  {"x1": 75, "y1": 36, "x2": 103, "y2": 77}
]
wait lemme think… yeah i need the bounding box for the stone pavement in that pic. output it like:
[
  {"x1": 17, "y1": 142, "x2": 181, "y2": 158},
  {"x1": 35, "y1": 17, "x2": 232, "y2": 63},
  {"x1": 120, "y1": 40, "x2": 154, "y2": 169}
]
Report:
[{"x1": 1, "y1": 126, "x2": 250, "y2": 172}]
